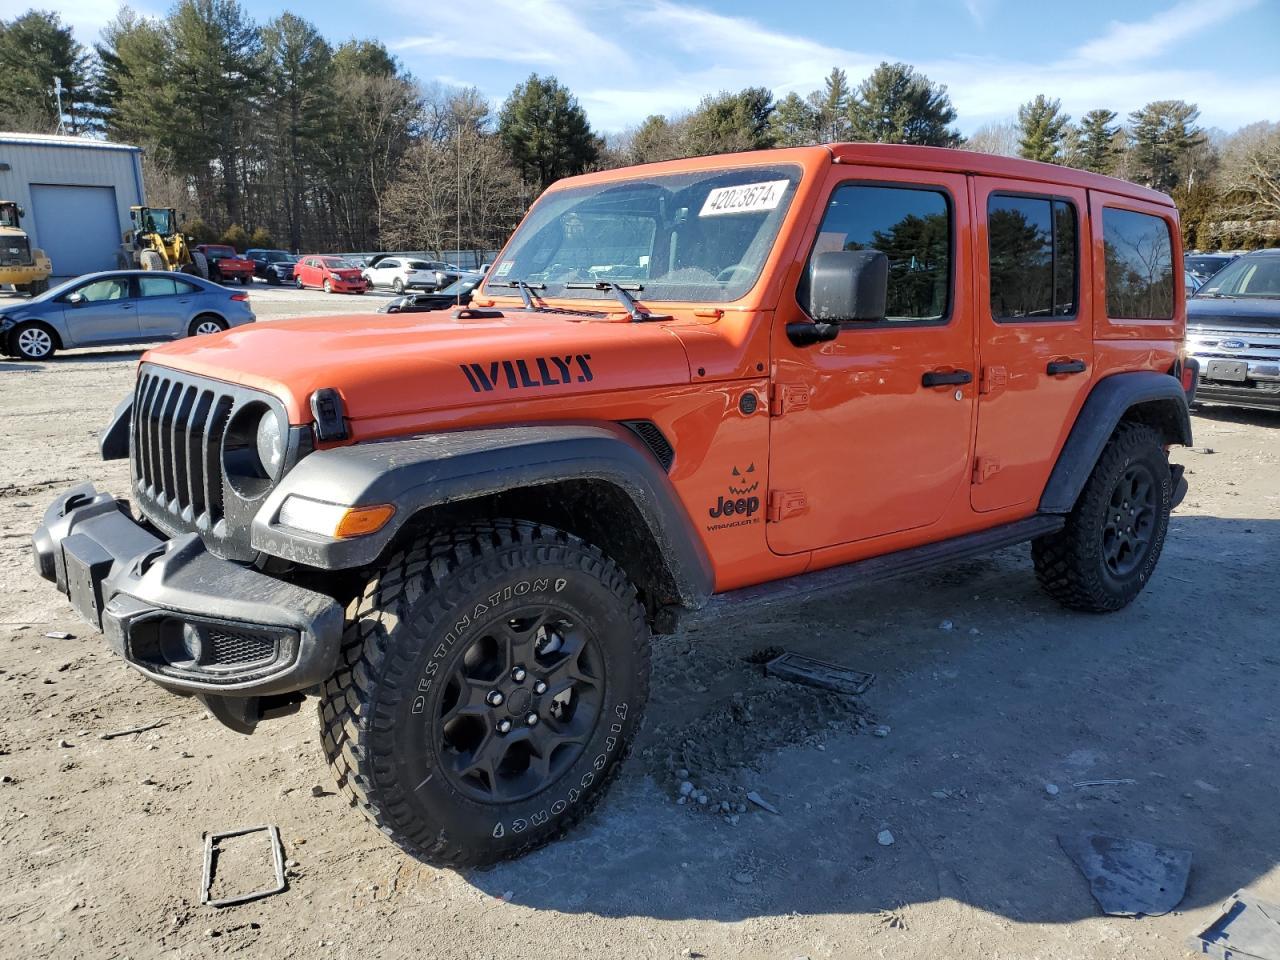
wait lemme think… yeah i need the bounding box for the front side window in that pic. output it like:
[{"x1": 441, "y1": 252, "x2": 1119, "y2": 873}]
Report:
[
  {"x1": 74, "y1": 278, "x2": 130, "y2": 302},
  {"x1": 487, "y1": 165, "x2": 802, "y2": 304},
  {"x1": 1103, "y1": 208, "x2": 1174, "y2": 319},
  {"x1": 801, "y1": 183, "x2": 951, "y2": 322},
  {"x1": 988, "y1": 195, "x2": 1077, "y2": 320}
]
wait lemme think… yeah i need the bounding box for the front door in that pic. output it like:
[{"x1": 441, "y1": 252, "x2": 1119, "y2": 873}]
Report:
[
  {"x1": 58, "y1": 276, "x2": 139, "y2": 346},
  {"x1": 767, "y1": 168, "x2": 977, "y2": 556},
  {"x1": 970, "y1": 179, "x2": 1094, "y2": 512}
]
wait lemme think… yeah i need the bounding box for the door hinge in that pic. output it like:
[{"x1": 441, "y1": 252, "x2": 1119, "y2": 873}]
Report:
[
  {"x1": 767, "y1": 489, "x2": 809, "y2": 523},
  {"x1": 972, "y1": 456, "x2": 1001, "y2": 484},
  {"x1": 769, "y1": 383, "x2": 810, "y2": 417},
  {"x1": 979, "y1": 365, "x2": 1008, "y2": 396}
]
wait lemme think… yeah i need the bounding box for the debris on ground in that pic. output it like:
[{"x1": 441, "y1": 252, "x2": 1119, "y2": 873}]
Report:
[
  {"x1": 764, "y1": 651, "x2": 876, "y2": 696},
  {"x1": 1058, "y1": 832, "x2": 1191, "y2": 917},
  {"x1": 878, "y1": 830, "x2": 896, "y2": 846},
  {"x1": 100, "y1": 720, "x2": 168, "y2": 740},
  {"x1": 874, "y1": 725, "x2": 891, "y2": 738},
  {"x1": 877, "y1": 907, "x2": 909, "y2": 929},
  {"x1": 310, "y1": 785, "x2": 325, "y2": 797},
  {"x1": 746, "y1": 791, "x2": 780, "y2": 815},
  {"x1": 201, "y1": 825, "x2": 287, "y2": 908},
  {"x1": 43, "y1": 631, "x2": 73, "y2": 640},
  {"x1": 1045, "y1": 783, "x2": 1060, "y2": 796},
  {"x1": 1073, "y1": 778, "x2": 1137, "y2": 788},
  {"x1": 1188, "y1": 889, "x2": 1280, "y2": 960}
]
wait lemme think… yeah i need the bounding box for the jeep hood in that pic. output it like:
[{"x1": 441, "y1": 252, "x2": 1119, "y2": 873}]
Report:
[{"x1": 143, "y1": 310, "x2": 694, "y2": 424}]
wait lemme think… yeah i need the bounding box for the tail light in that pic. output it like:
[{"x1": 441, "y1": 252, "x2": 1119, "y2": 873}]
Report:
[{"x1": 230, "y1": 292, "x2": 249, "y2": 302}]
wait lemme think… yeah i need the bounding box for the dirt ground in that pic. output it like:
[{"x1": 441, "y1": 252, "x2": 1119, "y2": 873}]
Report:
[{"x1": 2, "y1": 285, "x2": 1279, "y2": 959}]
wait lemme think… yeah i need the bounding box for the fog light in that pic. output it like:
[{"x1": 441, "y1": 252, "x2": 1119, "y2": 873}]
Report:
[
  {"x1": 277, "y1": 496, "x2": 395, "y2": 539},
  {"x1": 181, "y1": 623, "x2": 204, "y2": 661}
]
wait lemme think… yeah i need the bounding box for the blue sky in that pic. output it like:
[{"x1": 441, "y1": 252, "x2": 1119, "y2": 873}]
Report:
[{"x1": 59, "y1": 0, "x2": 1280, "y2": 134}]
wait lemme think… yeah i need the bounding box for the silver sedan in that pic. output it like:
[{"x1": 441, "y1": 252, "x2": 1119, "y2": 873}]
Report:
[{"x1": 1, "y1": 270, "x2": 256, "y2": 361}]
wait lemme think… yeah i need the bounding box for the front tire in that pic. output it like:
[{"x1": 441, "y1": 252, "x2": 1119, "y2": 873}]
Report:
[
  {"x1": 318, "y1": 521, "x2": 649, "y2": 867},
  {"x1": 323, "y1": 278, "x2": 333, "y2": 294},
  {"x1": 12, "y1": 322, "x2": 57, "y2": 360},
  {"x1": 1033, "y1": 422, "x2": 1172, "y2": 612}
]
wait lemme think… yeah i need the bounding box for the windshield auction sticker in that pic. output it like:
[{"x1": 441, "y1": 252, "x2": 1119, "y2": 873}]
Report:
[{"x1": 699, "y1": 179, "x2": 790, "y2": 217}]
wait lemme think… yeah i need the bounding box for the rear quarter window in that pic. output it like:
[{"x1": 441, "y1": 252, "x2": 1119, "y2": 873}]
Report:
[{"x1": 1103, "y1": 208, "x2": 1174, "y2": 319}]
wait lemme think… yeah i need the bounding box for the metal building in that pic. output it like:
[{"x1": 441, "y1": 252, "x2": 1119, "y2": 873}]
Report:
[{"x1": 0, "y1": 132, "x2": 145, "y2": 279}]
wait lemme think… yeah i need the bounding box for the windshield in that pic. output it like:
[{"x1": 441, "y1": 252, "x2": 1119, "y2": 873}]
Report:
[
  {"x1": 140, "y1": 209, "x2": 174, "y2": 234},
  {"x1": 1195, "y1": 255, "x2": 1280, "y2": 299},
  {"x1": 1185, "y1": 255, "x2": 1232, "y2": 278},
  {"x1": 439, "y1": 276, "x2": 481, "y2": 296},
  {"x1": 269, "y1": 252, "x2": 297, "y2": 263},
  {"x1": 206, "y1": 246, "x2": 236, "y2": 257},
  {"x1": 322, "y1": 257, "x2": 352, "y2": 268},
  {"x1": 485, "y1": 164, "x2": 802, "y2": 304},
  {"x1": 0, "y1": 204, "x2": 18, "y2": 228}
]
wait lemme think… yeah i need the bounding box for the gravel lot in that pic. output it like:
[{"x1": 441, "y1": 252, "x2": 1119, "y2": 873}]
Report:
[{"x1": 2, "y1": 284, "x2": 1278, "y2": 959}]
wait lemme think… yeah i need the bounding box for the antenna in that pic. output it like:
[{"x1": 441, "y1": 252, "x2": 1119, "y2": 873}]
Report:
[
  {"x1": 53, "y1": 76, "x2": 67, "y2": 135},
  {"x1": 456, "y1": 116, "x2": 462, "y2": 305}
]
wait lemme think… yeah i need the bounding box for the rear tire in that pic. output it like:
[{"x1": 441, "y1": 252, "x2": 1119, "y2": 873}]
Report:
[
  {"x1": 190, "y1": 251, "x2": 209, "y2": 279},
  {"x1": 1033, "y1": 422, "x2": 1172, "y2": 612},
  {"x1": 189, "y1": 315, "x2": 227, "y2": 337},
  {"x1": 29, "y1": 279, "x2": 49, "y2": 296},
  {"x1": 318, "y1": 521, "x2": 649, "y2": 867},
  {"x1": 392, "y1": 277, "x2": 404, "y2": 294},
  {"x1": 12, "y1": 322, "x2": 57, "y2": 361}
]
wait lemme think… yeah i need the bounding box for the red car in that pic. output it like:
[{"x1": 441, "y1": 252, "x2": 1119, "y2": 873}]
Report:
[
  {"x1": 194, "y1": 244, "x2": 256, "y2": 285},
  {"x1": 294, "y1": 255, "x2": 367, "y2": 294}
]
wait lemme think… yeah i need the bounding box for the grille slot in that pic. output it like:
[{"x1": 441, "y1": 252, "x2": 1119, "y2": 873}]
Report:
[
  {"x1": 132, "y1": 369, "x2": 239, "y2": 529},
  {"x1": 207, "y1": 627, "x2": 275, "y2": 665},
  {"x1": 621, "y1": 420, "x2": 675, "y2": 471}
]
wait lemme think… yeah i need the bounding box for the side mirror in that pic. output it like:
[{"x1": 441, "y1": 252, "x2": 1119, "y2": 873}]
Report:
[
  {"x1": 67, "y1": 292, "x2": 85, "y2": 306},
  {"x1": 810, "y1": 250, "x2": 888, "y2": 322},
  {"x1": 16, "y1": 206, "x2": 24, "y2": 218}
]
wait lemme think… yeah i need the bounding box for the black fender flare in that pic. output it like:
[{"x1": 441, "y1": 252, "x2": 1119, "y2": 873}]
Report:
[
  {"x1": 1039, "y1": 371, "x2": 1192, "y2": 514},
  {"x1": 251, "y1": 422, "x2": 715, "y2": 609}
]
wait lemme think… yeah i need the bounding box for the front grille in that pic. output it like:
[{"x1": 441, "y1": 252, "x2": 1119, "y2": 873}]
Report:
[
  {"x1": 0, "y1": 236, "x2": 32, "y2": 267},
  {"x1": 133, "y1": 368, "x2": 236, "y2": 529},
  {"x1": 208, "y1": 627, "x2": 275, "y2": 665}
]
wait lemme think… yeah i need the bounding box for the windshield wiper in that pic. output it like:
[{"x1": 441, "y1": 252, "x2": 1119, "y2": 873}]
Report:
[
  {"x1": 489, "y1": 279, "x2": 547, "y2": 311},
  {"x1": 563, "y1": 281, "x2": 670, "y2": 321}
]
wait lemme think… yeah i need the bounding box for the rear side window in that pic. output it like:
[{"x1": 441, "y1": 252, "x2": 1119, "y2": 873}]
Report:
[
  {"x1": 1103, "y1": 208, "x2": 1175, "y2": 319},
  {"x1": 801, "y1": 183, "x2": 952, "y2": 322},
  {"x1": 988, "y1": 195, "x2": 1077, "y2": 320},
  {"x1": 139, "y1": 276, "x2": 181, "y2": 297}
]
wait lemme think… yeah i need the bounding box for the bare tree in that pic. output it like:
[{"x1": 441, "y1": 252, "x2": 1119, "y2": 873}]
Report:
[
  {"x1": 1220, "y1": 121, "x2": 1280, "y2": 220},
  {"x1": 964, "y1": 120, "x2": 1019, "y2": 157}
]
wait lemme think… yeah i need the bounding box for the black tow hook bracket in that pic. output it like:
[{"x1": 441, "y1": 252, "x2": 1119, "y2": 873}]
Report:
[{"x1": 310, "y1": 387, "x2": 348, "y2": 442}]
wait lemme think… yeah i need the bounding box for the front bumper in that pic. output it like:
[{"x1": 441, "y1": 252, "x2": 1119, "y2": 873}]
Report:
[{"x1": 33, "y1": 483, "x2": 343, "y2": 717}]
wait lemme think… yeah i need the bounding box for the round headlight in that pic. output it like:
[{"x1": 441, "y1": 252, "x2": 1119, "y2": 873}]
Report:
[{"x1": 256, "y1": 411, "x2": 286, "y2": 480}]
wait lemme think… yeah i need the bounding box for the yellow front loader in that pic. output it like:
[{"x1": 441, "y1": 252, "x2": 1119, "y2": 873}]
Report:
[
  {"x1": 117, "y1": 207, "x2": 207, "y2": 277},
  {"x1": 0, "y1": 201, "x2": 53, "y2": 296}
]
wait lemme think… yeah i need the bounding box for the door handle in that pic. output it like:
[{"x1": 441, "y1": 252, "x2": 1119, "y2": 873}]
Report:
[
  {"x1": 1046, "y1": 359, "x2": 1087, "y2": 375},
  {"x1": 922, "y1": 369, "x2": 973, "y2": 387}
]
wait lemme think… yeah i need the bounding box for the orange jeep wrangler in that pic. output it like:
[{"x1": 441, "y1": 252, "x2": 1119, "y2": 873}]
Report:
[{"x1": 33, "y1": 144, "x2": 1194, "y2": 866}]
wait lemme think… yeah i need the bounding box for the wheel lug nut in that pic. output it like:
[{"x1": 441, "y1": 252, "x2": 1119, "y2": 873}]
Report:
[
  {"x1": 533, "y1": 680, "x2": 548, "y2": 695},
  {"x1": 512, "y1": 667, "x2": 527, "y2": 682},
  {"x1": 526, "y1": 713, "x2": 539, "y2": 727},
  {"x1": 497, "y1": 719, "x2": 512, "y2": 734},
  {"x1": 486, "y1": 690, "x2": 504, "y2": 707}
]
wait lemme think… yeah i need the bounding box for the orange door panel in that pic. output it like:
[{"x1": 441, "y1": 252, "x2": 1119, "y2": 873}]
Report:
[
  {"x1": 971, "y1": 179, "x2": 1094, "y2": 513},
  {"x1": 767, "y1": 168, "x2": 977, "y2": 556}
]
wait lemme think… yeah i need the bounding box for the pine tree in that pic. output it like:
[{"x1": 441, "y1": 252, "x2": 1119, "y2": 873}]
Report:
[
  {"x1": 1127, "y1": 100, "x2": 1205, "y2": 193},
  {"x1": 1072, "y1": 108, "x2": 1119, "y2": 173},
  {"x1": 1016, "y1": 95, "x2": 1070, "y2": 163},
  {"x1": 0, "y1": 11, "x2": 96, "y2": 133},
  {"x1": 682, "y1": 87, "x2": 775, "y2": 155},
  {"x1": 497, "y1": 74, "x2": 599, "y2": 190},
  {"x1": 817, "y1": 67, "x2": 850, "y2": 142},
  {"x1": 769, "y1": 92, "x2": 820, "y2": 147},
  {"x1": 847, "y1": 62, "x2": 960, "y2": 147}
]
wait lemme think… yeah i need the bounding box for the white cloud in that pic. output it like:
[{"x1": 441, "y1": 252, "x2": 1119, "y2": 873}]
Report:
[{"x1": 1074, "y1": 0, "x2": 1261, "y2": 63}]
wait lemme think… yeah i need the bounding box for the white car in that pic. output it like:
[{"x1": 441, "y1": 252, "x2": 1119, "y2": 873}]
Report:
[{"x1": 362, "y1": 257, "x2": 456, "y2": 293}]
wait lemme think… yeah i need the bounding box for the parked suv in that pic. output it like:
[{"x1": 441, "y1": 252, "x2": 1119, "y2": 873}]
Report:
[
  {"x1": 363, "y1": 256, "x2": 457, "y2": 293},
  {"x1": 1186, "y1": 248, "x2": 1280, "y2": 411},
  {"x1": 32, "y1": 145, "x2": 1192, "y2": 868},
  {"x1": 245, "y1": 249, "x2": 299, "y2": 285}
]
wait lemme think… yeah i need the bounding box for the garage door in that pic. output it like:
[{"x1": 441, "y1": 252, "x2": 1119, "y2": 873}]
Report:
[{"x1": 29, "y1": 184, "x2": 122, "y2": 279}]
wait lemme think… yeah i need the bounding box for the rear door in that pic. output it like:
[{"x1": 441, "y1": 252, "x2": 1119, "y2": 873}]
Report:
[
  {"x1": 970, "y1": 178, "x2": 1094, "y2": 512},
  {"x1": 137, "y1": 274, "x2": 201, "y2": 339}
]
